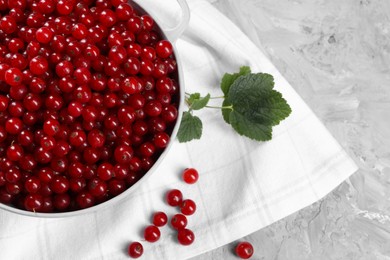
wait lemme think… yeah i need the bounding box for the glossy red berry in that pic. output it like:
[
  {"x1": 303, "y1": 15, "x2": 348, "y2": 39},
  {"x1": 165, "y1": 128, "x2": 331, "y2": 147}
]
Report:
[
  {"x1": 153, "y1": 132, "x2": 170, "y2": 148},
  {"x1": 166, "y1": 189, "x2": 183, "y2": 206},
  {"x1": 128, "y1": 242, "x2": 143, "y2": 258},
  {"x1": 180, "y1": 199, "x2": 197, "y2": 216},
  {"x1": 6, "y1": 117, "x2": 23, "y2": 135},
  {"x1": 144, "y1": 225, "x2": 160, "y2": 243},
  {"x1": 4, "y1": 68, "x2": 23, "y2": 86},
  {"x1": 182, "y1": 168, "x2": 199, "y2": 184},
  {"x1": 29, "y1": 56, "x2": 48, "y2": 75},
  {"x1": 235, "y1": 242, "x2": 254, "y2": 259},
  {"x1": 171, "y1": 214, "x2": 188, "y2": 230},
  {"x1": 24, "y1": 194, "x2": 43, "y2": 212},
  {"x1": 177, "y1": 229, "x2": 195, "y2": 246},
  {"x1": 152, "y1": 211, "x2": 168, "y2": 227},
  {"x1": 35, "y1": 27, "x2": 53, "y2": 44},
  {"x1": 76, "y1": 191, "x2": 95, "y2": 209},
  {"x1": 43, "y1": 119, "x2": 60, "y2": 136},
  {"x1": 156, "y1": 40, "x2": 173, "y2": 59}
]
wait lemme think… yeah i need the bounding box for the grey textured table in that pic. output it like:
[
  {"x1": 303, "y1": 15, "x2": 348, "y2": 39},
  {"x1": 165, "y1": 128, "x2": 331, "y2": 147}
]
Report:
[{"x1": 193, "y1": 0, "x2": 390, "y2": 259}]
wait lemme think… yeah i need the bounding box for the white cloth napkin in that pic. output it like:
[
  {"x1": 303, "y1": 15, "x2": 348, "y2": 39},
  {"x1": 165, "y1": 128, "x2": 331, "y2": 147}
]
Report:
[{"x1": 0, "y1": 0, "x2": 358, "y2": 259}]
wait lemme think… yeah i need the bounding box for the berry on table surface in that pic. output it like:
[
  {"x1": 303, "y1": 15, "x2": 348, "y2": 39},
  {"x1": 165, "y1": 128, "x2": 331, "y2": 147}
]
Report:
[
  {"x1": 166, "y1": 189, "x2": 183, "y2": 207},
  {"x1": 177, "y1": 229, "x2": 195, "y2": 246},
  {"x1": 182, "y1": 168, "x2": 199, "y2": 184},
  {"x1": 180, "y1": 199, "x2": 196, "y2": 216},
  {"x1": 152, "y1": 211, "x2": 168, "y2": 227},
  {"x1": 170, "y1": 213, "x2": 188, "y2": 230},
  {"x1": 235, "y1": 241, "x2": 254, "y2": 259},
  {"x1": 128, "y1": 242, "x2": 143, "y2": 258},
  {"x1": 143, "y1": 225, "x2": 161, "y2": 243}
]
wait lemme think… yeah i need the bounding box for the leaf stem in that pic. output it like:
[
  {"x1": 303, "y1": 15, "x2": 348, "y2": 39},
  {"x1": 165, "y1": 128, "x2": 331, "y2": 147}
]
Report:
[
  {"x1": 209, "y1": 96, "x2": 225, "y2": 99},
  {"x1": 205, "y1": 105, "x2": 233, "y2": 110}
]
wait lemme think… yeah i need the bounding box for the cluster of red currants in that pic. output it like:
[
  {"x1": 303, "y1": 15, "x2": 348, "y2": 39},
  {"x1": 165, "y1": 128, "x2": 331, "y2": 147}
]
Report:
[
  {"x1": 0, "y1": 0, "x2": 179, "y2": 213},
  {"x1": 128, "y1": 168, "x2": 199, "y2": 258}
]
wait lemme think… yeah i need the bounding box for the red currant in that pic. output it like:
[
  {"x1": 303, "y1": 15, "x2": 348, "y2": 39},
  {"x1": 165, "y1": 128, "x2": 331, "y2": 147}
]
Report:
[
  {"x1": 143, "y1": 225, "x2": 160, "y2": 243},
  {"x1": 171, "y1": 214, "x2": 188, "y2": 230},
  {"x1": 166, "y1": 189, "x2": 183, "y2": 206},
  {"x1": 177, "y1": 229, "x2": 195, "y2": 246},
  {"x1": 180, "y1": 199, "x2": 196, "y2": 216},
  {"x1": 152, "y1": 211, "x2": 168, "y2": 227},
  {"x1": 4, "y1": 68, "x2": 23, "y2": 86},
  {"x1": 29, "y1": 56, "x2": 48, "y2": 75},
  {"x1": 156, "y1": 40, "x2": 173, "y2": 59},
  {"x1": 235, "y1": 242, "x2": 254, "y2": 259},
  {"x1": 128, "y1": 242, "x2": 143, "y2": 258},
  {"x1": 182, "y1": 168, "x2": 199, "y2": 184}
]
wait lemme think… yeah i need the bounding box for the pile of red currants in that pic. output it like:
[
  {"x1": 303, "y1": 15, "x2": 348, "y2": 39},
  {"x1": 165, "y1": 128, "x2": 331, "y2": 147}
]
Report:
[{"x1": 0, "y1": 0, "x2": 179, "y2": 213}]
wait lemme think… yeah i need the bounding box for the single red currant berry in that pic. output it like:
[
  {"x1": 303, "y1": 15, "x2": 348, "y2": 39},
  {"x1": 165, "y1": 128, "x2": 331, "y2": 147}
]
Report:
[
  {"x1": 72, "y1": 23, "x2": 88, "y2": 40},
  {"x1": 43, "y1": 119, "x2": 60, "y2": 136},
  {"x1": 177, "y1": 229, "x2": 195, "y2": 246},
  {"x1": 97, "y1": 162, "x2": 113, "y2": 181},
  {"x1": 69, "y1": 178, "x2": 86, "y2": 193},
  {"x1": 182, "y1": 168, "x2": 199, "y2": 184},
  {"x1": 29, "y1": 56, "x2": 48, "y2": 75},
  {"x1": 107, "y1": 179, "x2": 126, "y2": 196},
  {"x1": 83, "y1": 147, "x2": 101, "y2": 165},
  {"x1": 69, "y1": 130, "x2": 86, "y2": 147},
  {"x1": 25, "y1": 176, "x2": 41, "y2": 193},
  {"x1": 53, "y1": 193, "x2": 71, "y2": 211},
  {"x1": 87, "y1": 129, "x2": 105, "y2": 148},
  {"x1": 24, "y1": 194, "x2": 43, "y2": 212},
  {"x1": 35, "y1": 27, "x2": 53, "y2": 44},
  {"x1": 4, "y1": 68, "x2": 23, "y2": 86},
  {"x1": 128, "y1": 242, "x2": 143, "y2": 258},
  {"x1": 88, "y1": 178, "x2": 107, "y2": 198},
  {"x1": 99, "y1": 9, "x2": 117, "y2": 27},
  {"x1": 156, "y1": 40, "x2": 173, "y2": 59},
  {"x1": 76, "y1": 191, "x2": 95, "y2": 209},
  {"x1": 6, "y1": 117, "x2": 23, "y2": 135},
  {"x1": 141, "y1": 15, "x2": 154, "y2": 31},
  {"x1": 152, "y1": 211, "x2": 168, "y2": 227},
  {"x1": 5, "y1": 167, "x2": 21, "y2": 183},
  {"x1": 6, "y1": 144, "x2": 24, "y2": 161},
  {"x1": 235, "y1": 242, "x2": 254, "y2": 259},
  {"x1": 0, "y1": 95, "x2": 9, "y2": 112},
  {"x1": 144, "y1": 225, "x2": 161, "y2": 243},
  {"x1": 50, "y1": 176, "x2": 69, "y2": 194},
  {"x1": 73, "y1": 67, "x2": 91, "y2": 85},
  {"x1": 0, "y1": 16, "x2": 17, "y2": 34},
  {"x1": 114, "y1": 144, "x2": 133, "y2": 164},
  {"x1": 166, "y1": 189, "x2": 183, "y2": 206},
  {"x1": 171, "y1": 214, "x2": 188, "y2": 230},
  {"x1": 153, "y1": 132, "x2": 170, "y2": 148},
  {"x1": 144, "y1": 100, "x2": 162, "y2": 117},
  {"x1": 161, "y1": 105, "x2": 178, "y2": 122},
  {"x1": 180, "y1": 199, "x2": 197, "y2": 216},
  {"x1": 116, "y1": 3, "x2": 133, "y2": 21},
  {"x1": 55, "y1": 60, "x2": 74, "y2": 77}
]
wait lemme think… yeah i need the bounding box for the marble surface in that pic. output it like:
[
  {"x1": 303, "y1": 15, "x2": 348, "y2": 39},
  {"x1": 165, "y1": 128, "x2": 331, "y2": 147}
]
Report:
[{"x1": 193, "y1": 0, "x2": 390, "y2": 259}]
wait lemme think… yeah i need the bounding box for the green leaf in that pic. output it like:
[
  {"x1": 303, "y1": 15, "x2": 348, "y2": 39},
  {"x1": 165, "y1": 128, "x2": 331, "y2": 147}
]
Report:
[
  {"x1": 187, "y1": 93, "x2": 201, "y2": 104},
  {"x1": 177, "y1": 112, "x2": 203, "y2": 143},
  {"x1": 221, "y1": 99, "x2": 232, "y2": 124},
  {"x1": 191, "y1": 94, "x2": 210, "y2": 110},
  {"x1": 222, "y1": 72, "x2": 292, "y2": 141},
  {"x1": 220, "y1": 66, "x2": 251, "y2": 96},
  {"x1": 229, "y1": 111, "x2": 273, "y2": 141},
  {"x1": 228, "y1": 73, "x2": 291, "y2": 126}
]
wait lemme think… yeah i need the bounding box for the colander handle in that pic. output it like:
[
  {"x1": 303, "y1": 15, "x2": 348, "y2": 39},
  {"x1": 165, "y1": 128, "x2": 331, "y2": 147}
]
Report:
[{"x1": 164, "y1": 0, "x2": 190, "y2": 42}]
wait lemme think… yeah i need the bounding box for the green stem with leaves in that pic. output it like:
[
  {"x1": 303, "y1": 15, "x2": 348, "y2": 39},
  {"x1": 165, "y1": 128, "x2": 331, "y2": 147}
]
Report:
[{"x1": 177, "y1": 66, "x2": 292, "y2": 143}]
